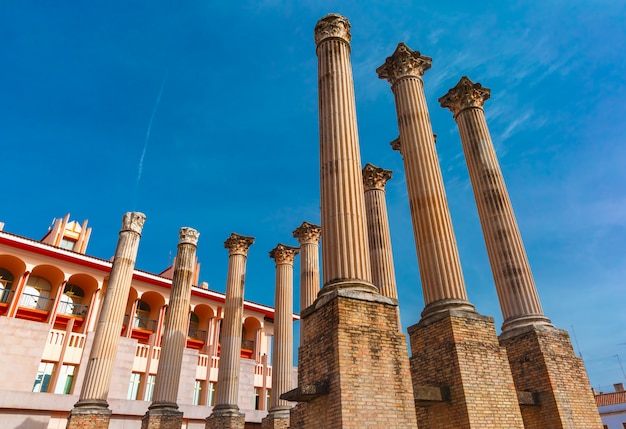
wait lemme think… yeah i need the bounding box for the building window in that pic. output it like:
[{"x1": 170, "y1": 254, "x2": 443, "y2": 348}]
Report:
[
  {"x1": 33, "y1": 362, "x2": 55, "y2": 393},
  {"x1": 144, "y1": 374, "x2": 156, "y2": 401},
  {"x1": 54, "y1": 364, "x2": 76, "y2": 394},
  {"x1": 193, "y1": 380, "x2": 203, "y2": 405},
  {"x1": 21, "y1": 276, "x2": 53, "y2": 310},
  {"x1": 127, "y1": 372, "x2": 141, "y2": 400},
  {"x1": 59, "y1": 238, "x2": 77, "y2": 251},
  {"x1": 208, "y1": 382, "x2": 216, "y2": 406},
  {"x1": 254, "y1": 387, "x2": 261, "y2": 410}
]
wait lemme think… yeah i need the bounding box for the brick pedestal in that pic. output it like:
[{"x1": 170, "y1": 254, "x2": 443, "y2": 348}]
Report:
[
  {"x1": 261, "y1": 412, "x2": 290, "y2": 429},
  {"x1": 205, "y1": 408, "x2": 245, "y2": 429},
  {"x1": 499, "y1": 325, "x2": 603, "y2": 429},
  {"x1": 408, "y1": 310, "x2": 524, "y2": 429},
  {"x1": 141, "y1": 407, "x2": 183, "y2": 429},
  {"x1": 286, "y1": 289, "x2": 417, "y2": 428},
  {"x1": 66, "y1": 401, "x2": 112, "y2": 429}
]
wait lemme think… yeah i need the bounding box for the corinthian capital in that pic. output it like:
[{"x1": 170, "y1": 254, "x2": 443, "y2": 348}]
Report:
[
  {"x1": 362, "y1": 163, "x2": 392, "y2": 191},
  {"x1": 439, "y1": 76, "x2": 490, "y2": 116},
  {"x1": 269, "y1": 244, "x2": 300, "y2": 265},
  {"x1": 179, "y1": 227, "x2": 200, "y2": 246},
  {"x1": 122, "y1": 212, "x2": 146, "y2": 234},
  {"x1": 377, "y1": 43, "x2": 432, "y2": 84},
  {"x1": 224, "y1": 233, "x2": 255, "y2": 256},
  {"x1": 293, "y1": 221, "x2": 321, "y2": 245},
  {"x1": 314, "y1": 13, "x2": 351, "y2": 46}
]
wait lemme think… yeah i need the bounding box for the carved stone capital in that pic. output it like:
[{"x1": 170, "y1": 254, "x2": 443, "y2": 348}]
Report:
[
  {"x1": 269, "y1": 244, "x2": 300, "y2": 265},
  {"x1": 377, "y1": 43, "x2": 432, "y2": 84},
  {"x1": 293, "y1": 221, "x2": 322, "y2": 245},
  {"x1": 314, "y1": 13, "x2": 351, "y2": 46},
  {"x1": 362, "y1": 163, "x2": 392, "y2": 191},
  {"x1": 390, "y1": 136, "x2": 402, "y2": 153},
  {"x1": 179, "y1": 227, "x2": 199, "y2": 246},
  {"x1": 439, "y1": 76, "x2": 490, "y2": 116},
  {"x1": 122, "y1": 212, "x2": 146, "y2": 234},
  {"x1": 224, "y1": 233, "x2": 254, "y2": 256}
]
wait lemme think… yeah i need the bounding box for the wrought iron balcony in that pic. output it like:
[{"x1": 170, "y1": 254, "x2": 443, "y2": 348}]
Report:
[
  {"x1": 57, "y1": 301, "x2": 89, "y2": 317},
  {"x1": 19, "y1": 292, "x2": 54, "y2": 311}
]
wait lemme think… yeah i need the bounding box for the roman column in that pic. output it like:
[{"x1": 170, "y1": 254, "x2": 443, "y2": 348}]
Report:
[
  {"x1": 262, "y1": 244, "x2": 299, "y2": 429},
  {"x1": 316, "y1": 13, "x2": 376, "y2": 295},
  {"x1": 292, "y1": 222, "x2": 321, "y2": 310},
  {"x1": 142, "y1": 227, "x2": 199, "y2": 429},
  {"x1": 377, "y1": 43, "x2": 473, "y2": 316},
  {"x1": 285, "y1": 16, "x2": 418, "y2": 429},
  {"x1": 439, "y1": 76, "x2": 551, "y2": 332},
  {"x1": 206, "y1": 233, "x2": 254, "y2": 429},
  {"x1": 362, "y1": 163, "x2": 398, "y2": 300},
  {"x1": 378, "y1": 46, "x2": 525, "y2": 429},
  {"x1": 67, "y1": 212, "x2": 146, "y2": 429},
  {"x1": 440, "y1": 76, "x2": 603, "y2": 429}
]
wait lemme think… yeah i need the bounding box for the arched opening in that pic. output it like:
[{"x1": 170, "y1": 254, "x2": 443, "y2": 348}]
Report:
[
  {"x1": 242, "y1": 317, "x2": 262, "y2": 360},
  {"x1": 133, "y1": 300, "x2": 153, "y2": 331},
  {"x1": 0, "y1": 268, "x2": 14, "y2": 304},
  {"x1": 20, "y1": 275, "x2": 53, "y2": 311}
]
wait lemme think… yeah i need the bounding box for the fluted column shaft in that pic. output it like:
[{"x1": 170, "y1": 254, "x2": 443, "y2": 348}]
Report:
[
  {"x1": 377, "y1": 44, "x2": 470, "y2": 315},
  {"x1": 315, "y1": 15, "x2": 375, "y2": 293},
  {"x1": 268, "y1": 245, "x2": 298, "y2": 414},
  {"x1": 293, "y1": 222, "x2": 321, "y2": 311},
  {"x1": 151, "y1": 227, "x2": 200, "y2": 406},
  {"x1": 363, "y1": 164, "x2": 398, "y2": 299},
  {"x1": 214, "y1": 233, "x2": 254, "y2": 411},
  {"x1": 440, "y1": 77, "x2": 550, "y2": 332},
  {"x1": 76, "y1": 212, "x2": 145, "y2": 404}
]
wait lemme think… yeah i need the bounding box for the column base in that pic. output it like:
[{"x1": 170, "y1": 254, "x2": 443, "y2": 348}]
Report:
[
  {"x1": 141, "y1": 403, "x2": 183, "y2": 429},
  {"x1": 499, "y1": 324, "x2": 603, "y2": 429},
  {"x1": 66, "y1": 400, "x2": 112, "y2": 429},
  {"x1": 205, "y1": 406, "x2": 245, "y2": 429},
  {"x1": 261, "y1": 408, "x2": 290, "y2": 429},
  {"x1": 287, "y1": 288, "x2": 418, "y2": 428},
  {"x1": 408, "y1": 308, "x2": 524, "y2": 429}
]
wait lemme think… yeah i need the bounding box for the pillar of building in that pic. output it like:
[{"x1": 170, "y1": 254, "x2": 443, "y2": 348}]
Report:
[
  {"x1": 292, "y1": 221, "x2": 321, "y2": 344},
  {"x1": 262, "y1": 244, "x2": 299, "y2": 429},
  {"x1": 66, "y1": 212, "x2": 146, "y2": 429},
  {"x1": 363, "y1": 163, "x2": 403, "y2": 331},
  {"x1": 206, "y1": 233, "x2": 254, "y2": 429},
  {"x1": 285, "y1": 15, "x2": 418, "y2": 429},
  {"x1": 378, "y1": 44, "x2": 524, "y2": 429},
  {"x1": 440, "y1": 76, "x2": 603, "y2": 429},
  {"x1": 362, "y1": 163, "x2": 398, "y2": 300},
  {"x1": 292, "y1": 222, "x2": 321, "y2": 311},
  {"x1": 142, "y1": 227, "x2": 200, "y2": 429}
]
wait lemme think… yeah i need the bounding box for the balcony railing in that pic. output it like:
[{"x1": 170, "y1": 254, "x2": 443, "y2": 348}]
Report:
[
  {"x1": 57, "y1": 301, "x2": 89, "y2": 317},
  {"x1": 133, "y1": 316, "x2": 157, "y2": 332},
  {"x1": 241, "y1": 339, "x2": 255, "y2": 351},
  {"x1": 0, "y1": 289, "x2": 13, "y2": 304},
  {"x1": 18, "y1": 292, "x2": 54, "y2": 311},
  {"x1": 188, "y1": 327, "x2": 208, "y2": 341}
]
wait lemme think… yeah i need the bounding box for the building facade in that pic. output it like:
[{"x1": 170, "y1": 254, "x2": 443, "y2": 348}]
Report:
[{"x1": 0, "y1": 215, "x2": 294, "y2": 429}]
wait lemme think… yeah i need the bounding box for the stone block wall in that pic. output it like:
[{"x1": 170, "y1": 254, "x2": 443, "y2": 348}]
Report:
[
  {"x1": 500, "y1": 325, "x2": 603, "y2": 429},
  {"x1": 290, "y1": 289, "x2": 417, "y2": 429},
  {"x1": 408, "y1": 309, "x2": 524, "y2": 429}
]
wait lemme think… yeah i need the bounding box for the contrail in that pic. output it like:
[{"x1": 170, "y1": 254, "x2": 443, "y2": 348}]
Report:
[{"x1": 133, "y1": 71, "x2": 168, "y2": 207}]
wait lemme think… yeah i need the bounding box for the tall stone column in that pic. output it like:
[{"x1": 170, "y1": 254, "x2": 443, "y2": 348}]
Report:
[
  {"x1": 67, "y1": 212, "x2": 146, "y2": 429},
  {"x1": 285, "y1": 15, "x2": 418, "y2": 429},
  {"x1": 142, "y1": 227, "x2": 200, "y2": 429},
  {"x1": 292, "y1": 221, "x2": 321, "y2": 343},
  {"x1": 378, "y1": 45, "x2": 524, "y2": 429},
  {"x1": 377, "y1": 43, "x2": 472, "y2": 316},
  {"x1": 440, "y1": 76, "x2": 603, "y2": 429},
  {"x1": 262, "y1": 244, "x2": 299, "y2": 429},
  {"x1": 206, "y1": 233, "x2": 254, "y2": 429},
  {"x1": 292, "y1": 222, "x2": 321, "y2": 310},
  {"x1": 316, "y1": 14, "x2": 375, "y2": 295},
  {"x1": 362, "y1": 163, "x2": 398, "y2": 300}
]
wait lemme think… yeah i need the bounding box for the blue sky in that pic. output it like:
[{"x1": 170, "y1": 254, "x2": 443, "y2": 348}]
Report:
[{"x1": 2, "y1": 1, "x2": 625, "y2": 391}]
